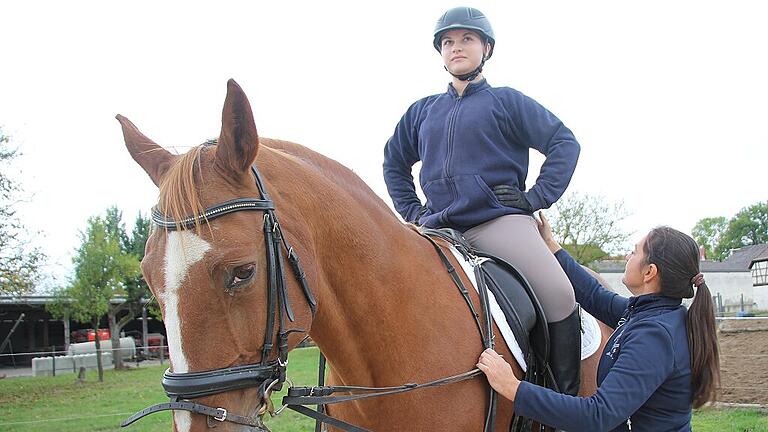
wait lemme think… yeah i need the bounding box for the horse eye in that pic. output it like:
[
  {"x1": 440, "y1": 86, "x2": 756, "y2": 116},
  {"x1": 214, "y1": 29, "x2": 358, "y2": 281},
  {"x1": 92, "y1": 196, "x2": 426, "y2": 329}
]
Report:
[{"x1": 226, "y1": 264, "x2": 255, "y2": 291}]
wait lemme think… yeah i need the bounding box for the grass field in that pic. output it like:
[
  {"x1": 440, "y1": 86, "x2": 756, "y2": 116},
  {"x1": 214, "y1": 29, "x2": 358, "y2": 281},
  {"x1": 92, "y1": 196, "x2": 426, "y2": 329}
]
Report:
[{"x1": 1, "y1": 346, "x2": 766, "y2": 431}]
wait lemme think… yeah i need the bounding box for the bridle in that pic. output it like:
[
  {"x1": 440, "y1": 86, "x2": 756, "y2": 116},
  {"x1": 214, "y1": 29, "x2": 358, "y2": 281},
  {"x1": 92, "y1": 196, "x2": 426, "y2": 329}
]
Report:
[
  {"x1": 122, "y1": 165, "x2": 317, "y2": 430},
  {"x1": 121, "y1": 163, "x2": 512, "y2": 432}
]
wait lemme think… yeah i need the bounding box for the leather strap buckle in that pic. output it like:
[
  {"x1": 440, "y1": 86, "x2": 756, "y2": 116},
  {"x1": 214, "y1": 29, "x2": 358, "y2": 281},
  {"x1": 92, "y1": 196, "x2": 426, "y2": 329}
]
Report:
[{"x1": 213, "y1": 408, "x2": 227, "y2": 422}]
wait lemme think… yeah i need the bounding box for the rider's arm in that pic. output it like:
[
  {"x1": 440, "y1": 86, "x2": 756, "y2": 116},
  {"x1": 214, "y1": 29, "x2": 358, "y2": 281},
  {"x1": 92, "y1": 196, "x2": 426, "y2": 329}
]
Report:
[
  {"x1": 507, "y1": 94, "x2": 580, "y2": 212},
  {"x1": 383, "y1": 101, "x2": 426, "y2": 223},
  {"x1": 514, "y1": 320, "x2": 677, "y2": 431},
  {"x1": 554, "y1": 248, "x2": 628, "y2": 328}
]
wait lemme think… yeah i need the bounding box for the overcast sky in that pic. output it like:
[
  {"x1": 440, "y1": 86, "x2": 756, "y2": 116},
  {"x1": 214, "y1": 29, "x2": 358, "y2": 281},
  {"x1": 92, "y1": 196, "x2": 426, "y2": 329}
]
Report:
[{"x1": 1, "y1": 1, "x2": 766, "y2": 289}]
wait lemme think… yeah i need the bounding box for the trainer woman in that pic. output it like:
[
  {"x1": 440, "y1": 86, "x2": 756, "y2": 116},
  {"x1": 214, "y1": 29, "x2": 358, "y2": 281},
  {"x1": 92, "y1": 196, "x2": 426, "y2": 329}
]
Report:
[
  {"x1": 383, "y1": 6, "x2": 583, "y2": 395},
  {"x1": 477, "y1": 213, "x2": 721, "y2": 431}
]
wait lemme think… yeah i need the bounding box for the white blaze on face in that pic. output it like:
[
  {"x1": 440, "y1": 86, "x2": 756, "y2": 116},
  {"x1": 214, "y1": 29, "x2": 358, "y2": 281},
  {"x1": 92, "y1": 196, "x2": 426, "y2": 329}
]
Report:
[{"x1": 162, "y1": 230, "x2": 211, "y2": 432}]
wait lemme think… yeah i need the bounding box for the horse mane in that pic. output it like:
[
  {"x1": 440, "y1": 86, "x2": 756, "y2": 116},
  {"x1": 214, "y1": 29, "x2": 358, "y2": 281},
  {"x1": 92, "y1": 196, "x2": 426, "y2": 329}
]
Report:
[
  {"x1": 262, "y1": 138, "x2": 396, "y2": 218},
  {"x1": 156, "y1": 137, "x2": 399, "y2": 235},
  {"x1": 157, "y1": 144, "x2": 208, "y2": 232}
]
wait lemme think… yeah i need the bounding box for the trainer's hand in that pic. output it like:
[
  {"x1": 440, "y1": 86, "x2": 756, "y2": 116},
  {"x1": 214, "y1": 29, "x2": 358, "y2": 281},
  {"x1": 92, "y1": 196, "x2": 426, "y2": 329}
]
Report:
[
  {"x1": 476, "y1": 349, "x2": 520, "y2": 401},
  {"x1": 535, "y1": 211, "x2": 562, "y2": 254}
]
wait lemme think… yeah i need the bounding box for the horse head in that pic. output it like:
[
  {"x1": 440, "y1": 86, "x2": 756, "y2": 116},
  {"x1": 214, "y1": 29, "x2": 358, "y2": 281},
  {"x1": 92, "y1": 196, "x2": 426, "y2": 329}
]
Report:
[{"x1": 118, "y1": 79, "x2": 315, "y2": 432}]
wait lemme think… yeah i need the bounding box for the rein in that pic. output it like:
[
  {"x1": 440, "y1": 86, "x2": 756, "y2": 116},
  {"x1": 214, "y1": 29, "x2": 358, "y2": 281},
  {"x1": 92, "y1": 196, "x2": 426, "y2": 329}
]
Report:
[{"x1": 121, "y1": 164, "x2": 501, "y2": 432}]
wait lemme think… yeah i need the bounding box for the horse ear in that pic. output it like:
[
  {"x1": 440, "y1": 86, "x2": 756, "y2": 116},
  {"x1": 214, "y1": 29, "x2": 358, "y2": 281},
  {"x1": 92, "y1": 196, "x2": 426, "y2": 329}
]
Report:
[
  {"x1": 116, "y1": 114, "x2": 175, "y2": 188},
  {"x1": 215, "y1": 79, "x2": 260, "y2": 177}
]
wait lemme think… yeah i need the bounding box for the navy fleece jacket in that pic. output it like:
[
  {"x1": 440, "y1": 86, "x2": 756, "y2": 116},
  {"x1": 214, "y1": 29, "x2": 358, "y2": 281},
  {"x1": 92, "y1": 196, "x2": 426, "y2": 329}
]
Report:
[
  {"x1": 514, "y1": 249, "x2": 693, "y2": 432},
  {"x1": 383, "y1": 79, "x2": 580, "y2": 231}
]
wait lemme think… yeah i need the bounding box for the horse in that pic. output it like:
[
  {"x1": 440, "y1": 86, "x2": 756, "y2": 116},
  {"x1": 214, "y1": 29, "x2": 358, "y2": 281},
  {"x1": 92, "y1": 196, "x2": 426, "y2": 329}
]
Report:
[{"x1": 117, "y1": 79, "x2": 612, "y2": 432}]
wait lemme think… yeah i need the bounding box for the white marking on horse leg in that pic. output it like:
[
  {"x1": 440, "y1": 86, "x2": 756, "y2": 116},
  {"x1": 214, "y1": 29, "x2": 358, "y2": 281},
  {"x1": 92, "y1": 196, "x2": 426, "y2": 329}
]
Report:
[{"x1": 163, "y1": 230, "x2": 211, "y2": 432}]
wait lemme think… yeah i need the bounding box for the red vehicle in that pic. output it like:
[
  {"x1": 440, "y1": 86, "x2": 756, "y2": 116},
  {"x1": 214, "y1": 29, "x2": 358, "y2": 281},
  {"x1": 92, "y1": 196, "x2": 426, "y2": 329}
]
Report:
[
  {"x1": 124, "y1": 331, "x2": 167, "y2": 359},
  {"x1": 71, "y1": 329, "x2": 111, "y2": 343},
  {"x1": 144, "y1": 333, "x2": 166, "y2": 357}
]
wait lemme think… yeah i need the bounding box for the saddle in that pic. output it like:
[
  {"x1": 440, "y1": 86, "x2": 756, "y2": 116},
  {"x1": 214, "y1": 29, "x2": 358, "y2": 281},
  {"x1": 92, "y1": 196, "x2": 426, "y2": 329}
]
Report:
[{"x1": 421, "y1": 228, "x2": 552, "y2": 388}]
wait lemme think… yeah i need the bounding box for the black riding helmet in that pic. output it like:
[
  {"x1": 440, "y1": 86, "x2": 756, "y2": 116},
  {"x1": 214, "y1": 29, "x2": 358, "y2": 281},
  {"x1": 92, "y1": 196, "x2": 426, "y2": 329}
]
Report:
[{"x1": 433, "y1": 7, "x2": 496, "y2": 60}]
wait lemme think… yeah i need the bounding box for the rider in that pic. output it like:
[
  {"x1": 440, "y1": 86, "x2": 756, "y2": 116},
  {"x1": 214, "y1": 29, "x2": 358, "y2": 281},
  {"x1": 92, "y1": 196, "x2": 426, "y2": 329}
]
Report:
[{"x1": 383, "y1": 6, "x2": 582, "y2": 396}]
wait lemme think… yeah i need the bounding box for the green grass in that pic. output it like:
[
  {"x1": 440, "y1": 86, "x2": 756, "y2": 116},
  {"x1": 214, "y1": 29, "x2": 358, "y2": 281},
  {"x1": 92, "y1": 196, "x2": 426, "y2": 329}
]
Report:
[
  {"x1": 693, "y1": 407, "x2": 768, "y2": 432},
  {"x1": 1, "y1": 346, "x2": 766, "y2": 431},
  {"x1": 0, "y1": 347, "x2": 320, "y2": 432}
]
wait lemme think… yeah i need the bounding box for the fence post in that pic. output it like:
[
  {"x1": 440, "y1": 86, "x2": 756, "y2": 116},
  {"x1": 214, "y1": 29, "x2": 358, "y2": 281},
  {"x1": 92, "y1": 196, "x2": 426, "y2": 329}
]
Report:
[{"x1": 142, "y1": 307, "x2": 149, "y2": 358}]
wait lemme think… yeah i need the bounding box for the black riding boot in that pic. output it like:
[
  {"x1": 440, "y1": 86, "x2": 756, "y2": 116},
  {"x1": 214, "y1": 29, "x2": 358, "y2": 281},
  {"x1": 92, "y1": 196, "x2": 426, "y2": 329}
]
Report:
[{"x1": 548, "y1": 305, "x2": 581, "y2": 396}]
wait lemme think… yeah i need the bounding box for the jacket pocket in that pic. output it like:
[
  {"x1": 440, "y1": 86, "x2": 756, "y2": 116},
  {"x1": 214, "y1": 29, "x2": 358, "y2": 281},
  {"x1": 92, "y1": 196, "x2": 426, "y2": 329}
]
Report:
[{"x1": 446, "y1": 175, "x2": 504, "y2": 227}]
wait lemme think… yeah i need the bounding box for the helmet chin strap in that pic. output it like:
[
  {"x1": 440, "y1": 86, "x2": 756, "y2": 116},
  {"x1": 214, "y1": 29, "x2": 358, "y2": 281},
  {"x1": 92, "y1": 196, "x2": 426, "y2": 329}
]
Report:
[
  {"x1": 445, "y1": 57, "x2": 486, "y2": 82},
  {"x1": 444, "y1": 45, "x2": 490, "y2": 82}
]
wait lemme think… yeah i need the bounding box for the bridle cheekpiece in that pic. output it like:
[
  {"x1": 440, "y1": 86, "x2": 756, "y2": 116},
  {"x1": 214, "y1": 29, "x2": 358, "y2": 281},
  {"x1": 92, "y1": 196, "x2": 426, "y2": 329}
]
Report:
[{"x1": 122, "y1": 165, "x2": 317, "y2": 430}]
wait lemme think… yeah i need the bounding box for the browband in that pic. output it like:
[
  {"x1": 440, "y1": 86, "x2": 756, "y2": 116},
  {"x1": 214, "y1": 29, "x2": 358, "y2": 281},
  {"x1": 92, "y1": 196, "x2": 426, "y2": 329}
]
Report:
[{"x1": 151, "y1": 197, "x2": 275, "y2": 231}]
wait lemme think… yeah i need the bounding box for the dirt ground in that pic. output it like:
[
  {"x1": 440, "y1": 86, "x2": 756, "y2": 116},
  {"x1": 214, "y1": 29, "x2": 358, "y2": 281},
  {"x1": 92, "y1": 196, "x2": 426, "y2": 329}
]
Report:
[{"x1": 717, "y1": 318, "x2": 768, "y2": 405}]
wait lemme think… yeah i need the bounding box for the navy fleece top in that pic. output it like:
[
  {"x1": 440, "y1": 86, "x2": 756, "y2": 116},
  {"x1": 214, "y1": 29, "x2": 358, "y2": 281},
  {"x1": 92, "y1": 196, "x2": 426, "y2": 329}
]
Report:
[
  {"x1": 514, "y1": 249, "x2": 693, "y2": 432},
  {"x1": 383, "y1": 79, "x2": 580, "y2": 231}
]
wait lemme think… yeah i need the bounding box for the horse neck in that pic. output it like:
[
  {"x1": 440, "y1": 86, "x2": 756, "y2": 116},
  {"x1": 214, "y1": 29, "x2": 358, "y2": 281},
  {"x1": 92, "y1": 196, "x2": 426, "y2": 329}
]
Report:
[{"x1": 260, "y1": 145, "x2": 474, "y2": 383}]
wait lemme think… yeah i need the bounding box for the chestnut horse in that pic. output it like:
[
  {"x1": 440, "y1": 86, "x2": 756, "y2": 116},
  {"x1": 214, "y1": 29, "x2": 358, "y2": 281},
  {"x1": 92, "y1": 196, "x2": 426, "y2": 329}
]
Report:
[{"x1": 118, "y1": 79, "x2": 611, "y2": 432}]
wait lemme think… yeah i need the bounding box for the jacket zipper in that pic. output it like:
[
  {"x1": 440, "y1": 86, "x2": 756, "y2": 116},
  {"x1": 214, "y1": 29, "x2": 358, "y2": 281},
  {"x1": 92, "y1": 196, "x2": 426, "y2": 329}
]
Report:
[
  {"x1": 439, "y1": 94, "x2": 462, "y2": 227},
  {"x1": 443, "y1": 94, "x2": 462, "y2": 178}
]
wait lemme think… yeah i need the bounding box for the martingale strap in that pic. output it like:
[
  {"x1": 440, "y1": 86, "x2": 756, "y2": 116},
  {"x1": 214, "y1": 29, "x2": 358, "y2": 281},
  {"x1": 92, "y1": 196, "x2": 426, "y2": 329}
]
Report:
[{"x1": 288, "y1": 405, "x2": 368, "y2": 432}]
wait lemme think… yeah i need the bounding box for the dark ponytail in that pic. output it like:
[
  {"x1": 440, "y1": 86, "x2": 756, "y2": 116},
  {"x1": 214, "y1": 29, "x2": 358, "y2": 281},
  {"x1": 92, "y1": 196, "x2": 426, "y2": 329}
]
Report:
[
  {"x1": 644, "y1": 227, "x2": 721, "y2": 408},
  {"x1": 687, "y1": 279, "x2": 720, "y2": 407}
]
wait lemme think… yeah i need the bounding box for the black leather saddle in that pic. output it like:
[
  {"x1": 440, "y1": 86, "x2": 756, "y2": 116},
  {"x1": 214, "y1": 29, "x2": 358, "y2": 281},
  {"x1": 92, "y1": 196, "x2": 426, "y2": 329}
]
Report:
[{"x1": 421, "y1": 227, "x2": 551, "y2": 371}]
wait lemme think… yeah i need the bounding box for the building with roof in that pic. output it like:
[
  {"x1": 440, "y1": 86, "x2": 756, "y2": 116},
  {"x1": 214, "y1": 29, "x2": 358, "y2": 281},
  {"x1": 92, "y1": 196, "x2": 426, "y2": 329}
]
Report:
[
  {"x1": 594, "y1": 243, "x2": 768, "y2": 313},
  {"x1": 0, "y1": 296, "x2": 164, "y2": 367}
]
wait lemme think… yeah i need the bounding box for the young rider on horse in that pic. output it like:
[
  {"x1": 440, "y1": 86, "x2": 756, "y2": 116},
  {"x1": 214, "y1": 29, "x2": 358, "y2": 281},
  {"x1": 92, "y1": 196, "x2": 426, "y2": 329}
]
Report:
[
  {"x1": 478, "y1": 215, "x2": 721, "y2": 431},
  {"x1": 383, "y1": 6, "x2": 583, "y2": 396}
]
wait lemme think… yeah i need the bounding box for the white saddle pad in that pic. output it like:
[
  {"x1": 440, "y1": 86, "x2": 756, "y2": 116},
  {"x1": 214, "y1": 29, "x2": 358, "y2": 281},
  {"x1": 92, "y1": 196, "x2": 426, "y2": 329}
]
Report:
[{"x1": 449, "y1": 247, "x2": 602, "y2": 372}]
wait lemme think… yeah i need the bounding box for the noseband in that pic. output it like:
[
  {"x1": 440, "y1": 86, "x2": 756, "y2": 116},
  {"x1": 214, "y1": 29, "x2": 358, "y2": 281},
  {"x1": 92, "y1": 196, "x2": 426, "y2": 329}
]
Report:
[{"x1": 122, "y1": 165, "x2": 317, "y2": 429}]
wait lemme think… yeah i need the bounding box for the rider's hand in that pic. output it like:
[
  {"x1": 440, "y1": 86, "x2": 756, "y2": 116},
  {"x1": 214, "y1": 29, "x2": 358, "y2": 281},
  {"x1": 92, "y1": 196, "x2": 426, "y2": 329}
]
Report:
[
  {"x1": 411, "y1": 205, "x2": 428, "y2": 224},
  {"x1": 492, "y1": 185, "x2": 533, "y2": 212},
  {"x1": 476, "y1": 349, "x2": 520, "y2": 401},
  {"x1": 535, "y1": 211, "x2": 562, "y2": 254}
]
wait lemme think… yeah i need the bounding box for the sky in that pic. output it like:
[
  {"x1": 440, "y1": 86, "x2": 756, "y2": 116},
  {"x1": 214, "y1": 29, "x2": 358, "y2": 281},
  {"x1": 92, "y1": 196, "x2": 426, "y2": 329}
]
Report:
[{"x1": 1, "y1": 1, "x2": 766, "y2": 289}]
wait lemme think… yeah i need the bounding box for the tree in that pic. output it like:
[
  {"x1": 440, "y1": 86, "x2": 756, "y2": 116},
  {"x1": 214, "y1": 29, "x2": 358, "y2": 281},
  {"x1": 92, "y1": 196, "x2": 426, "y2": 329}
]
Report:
[
  {"x1": 0, "y1": 129, "x2": 46, "y2": 295},
  {"x1": 125, "y1": 212, "x2": 162, "y2": 321},
  {"x1": 102, "y1": 207, "x2": 149, "y2": 369},
  {"x1": 717, "y1": 202, "x2": 768, "y2": 259},
  {"x1": 692, "y1": 217, "x2": 728, "y2": 260},
  {"x1": 549, "y1": 192, "x2": 632, "y2": 265},
  {"x1": 48, "y1": 214, "x2": 139, "y2": 381}
]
